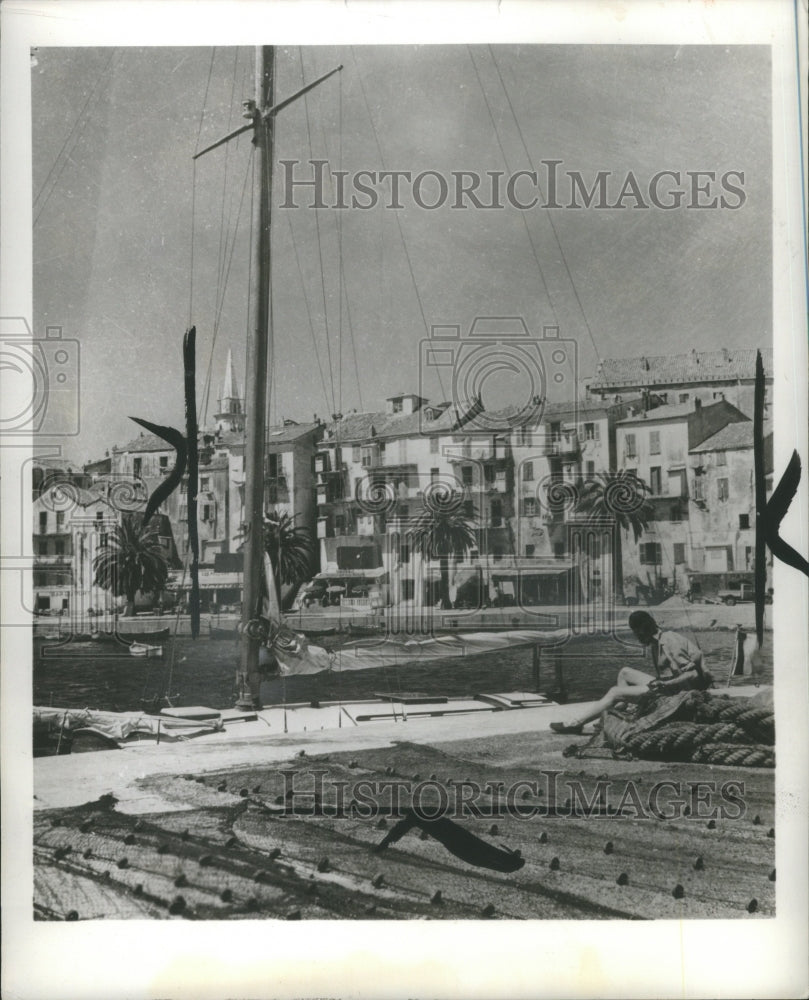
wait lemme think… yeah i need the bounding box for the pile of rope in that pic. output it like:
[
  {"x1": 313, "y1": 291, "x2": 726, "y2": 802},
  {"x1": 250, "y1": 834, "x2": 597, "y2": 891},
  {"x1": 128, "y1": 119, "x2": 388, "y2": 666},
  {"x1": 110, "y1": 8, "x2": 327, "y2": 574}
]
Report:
[{"x1": 569, "y1": 689, "x2": 775, "y2": 768}]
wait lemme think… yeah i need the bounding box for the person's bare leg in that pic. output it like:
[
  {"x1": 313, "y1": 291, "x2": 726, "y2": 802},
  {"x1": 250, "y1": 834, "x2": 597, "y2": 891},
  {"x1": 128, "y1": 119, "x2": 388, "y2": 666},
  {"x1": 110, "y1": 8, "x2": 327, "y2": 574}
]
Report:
[{"x1": 551, "y1": 668, "x2": 655, "y2": 732}]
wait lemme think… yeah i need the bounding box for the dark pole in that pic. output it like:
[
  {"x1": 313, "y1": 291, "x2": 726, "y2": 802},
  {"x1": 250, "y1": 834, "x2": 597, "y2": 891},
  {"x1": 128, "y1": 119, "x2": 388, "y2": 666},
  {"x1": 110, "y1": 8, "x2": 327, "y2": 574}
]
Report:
[
  {"x1": 237, "y1": 46, "x2": 274, "y2": 710},
  {"x1": 753, "y1": 350, "x2": 766, "y2": 648}
]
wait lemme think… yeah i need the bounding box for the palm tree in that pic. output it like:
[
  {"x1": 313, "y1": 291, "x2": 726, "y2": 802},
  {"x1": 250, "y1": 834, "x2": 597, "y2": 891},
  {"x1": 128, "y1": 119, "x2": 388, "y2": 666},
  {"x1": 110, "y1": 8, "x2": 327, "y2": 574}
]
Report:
[
  {"x1": 93, "y1": 516, "x2": 170, "y2": 617},
  {"x1": 573, "y1": 471, "x2": 653, "y2": 603},
  {"x1": 261, "y1": 510, "x2": 314, "y2": 604},
  {"x1": 408, "y1": 499, "x2": 478, "y2": 610}
]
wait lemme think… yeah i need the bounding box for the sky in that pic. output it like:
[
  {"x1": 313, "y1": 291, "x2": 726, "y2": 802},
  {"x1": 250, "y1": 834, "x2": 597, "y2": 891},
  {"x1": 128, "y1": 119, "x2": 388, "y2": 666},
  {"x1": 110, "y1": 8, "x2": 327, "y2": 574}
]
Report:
[{"x1": 31, "y1": 44, "x2": 772, "y2": 465}]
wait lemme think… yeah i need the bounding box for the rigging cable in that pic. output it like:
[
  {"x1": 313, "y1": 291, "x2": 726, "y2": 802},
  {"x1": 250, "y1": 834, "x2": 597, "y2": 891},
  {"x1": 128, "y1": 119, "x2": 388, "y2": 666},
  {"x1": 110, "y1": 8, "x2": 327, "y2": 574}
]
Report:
[
  {"x1": 466, "y1": 46, "x2": 560, "y2": 329},
  {"x1": 487, "y1": 45, "x2": 602, "y2": 368},
  {"x1": 33, "y1": 49, "x2": 118, "y2": 228},
  {"x1": 285, "y1": 210, "x2": 335, "y2": 416},
  {"x1": 299, "y1": 48, "x2": 337, "y2": 416},
  {"x1": 349, "y1": 46, "x2": 448, "y2": 405},
  {"x1": 200, "y1": 146, "x2": 253, "y2": 427},
  {"x1": 189, "y1": 49, "x2": 218, "y2": 340}
]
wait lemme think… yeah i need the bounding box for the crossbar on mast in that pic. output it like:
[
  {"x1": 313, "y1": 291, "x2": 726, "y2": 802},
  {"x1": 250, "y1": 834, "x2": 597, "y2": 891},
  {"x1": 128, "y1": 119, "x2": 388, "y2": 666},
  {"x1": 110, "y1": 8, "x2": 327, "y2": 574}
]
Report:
[{"x1": 193, "y1": 64, "x2": 343, "y2": 161}]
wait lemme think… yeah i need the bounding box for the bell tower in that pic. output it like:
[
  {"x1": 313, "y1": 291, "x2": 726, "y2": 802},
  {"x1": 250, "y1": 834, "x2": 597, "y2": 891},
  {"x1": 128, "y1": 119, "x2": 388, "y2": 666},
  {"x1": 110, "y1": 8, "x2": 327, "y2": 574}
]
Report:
[{"x1": 214, "y1": 349, "x2": 245, "y2": 433}]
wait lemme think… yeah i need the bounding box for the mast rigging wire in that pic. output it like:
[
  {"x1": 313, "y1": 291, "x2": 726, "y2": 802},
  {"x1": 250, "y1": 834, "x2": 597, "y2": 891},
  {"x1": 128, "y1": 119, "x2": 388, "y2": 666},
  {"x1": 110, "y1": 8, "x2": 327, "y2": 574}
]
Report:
[
  {"x1": 33, "y1": 50, "x2": 118, "y2": 228},
  {"x1": 299, "y1": 48, "x2": 337, "y2": 416},
  {"x1": 486, "y1": 45, "x2": 602, "y2": 368},
  {"x1": 466, "y1": 47, "x2": 560, "y2": 331},
  {"x1": 349, "y1": 46, "x2": 448, "y2": 405}
]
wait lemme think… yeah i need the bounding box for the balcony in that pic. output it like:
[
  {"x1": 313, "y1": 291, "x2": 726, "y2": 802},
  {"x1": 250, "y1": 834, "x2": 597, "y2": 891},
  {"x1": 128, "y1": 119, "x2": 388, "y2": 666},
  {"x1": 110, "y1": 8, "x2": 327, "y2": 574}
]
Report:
[{"x1": 548, "y1": 431, "x2": 579, "y2": 456}]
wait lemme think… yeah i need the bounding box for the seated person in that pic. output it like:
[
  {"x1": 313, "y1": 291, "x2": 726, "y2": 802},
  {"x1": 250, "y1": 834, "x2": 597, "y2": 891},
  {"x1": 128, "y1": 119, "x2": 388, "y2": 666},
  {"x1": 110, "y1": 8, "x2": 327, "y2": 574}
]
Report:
[{"x1": 550, "y1": 610, "x2": 705, "y2": 735}]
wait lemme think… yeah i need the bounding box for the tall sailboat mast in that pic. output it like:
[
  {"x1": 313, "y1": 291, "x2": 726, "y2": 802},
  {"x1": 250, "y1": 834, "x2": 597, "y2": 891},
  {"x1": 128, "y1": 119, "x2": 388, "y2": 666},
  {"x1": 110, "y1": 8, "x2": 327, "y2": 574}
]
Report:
[
  {"x1": 237, "y1": 45, "x2": 274, "y2": 709},
  {"x1": 194, "y1": 47, "x2": 342, "y2": 709}
]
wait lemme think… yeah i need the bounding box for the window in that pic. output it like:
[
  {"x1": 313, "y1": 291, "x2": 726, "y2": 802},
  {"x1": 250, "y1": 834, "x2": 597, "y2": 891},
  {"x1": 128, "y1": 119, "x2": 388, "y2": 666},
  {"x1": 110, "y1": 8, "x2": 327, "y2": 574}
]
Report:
[
  {"x1": 335, "y1": 514, "x2": 347, "y2": 535},
  {"x1": 522, "y1": 461, "x2": 534, "y2": 482},
  {"x1": 96, "y1": 510, "x2": 104, "y2": 521},
  {"x1": 430, "y1": 467, "x2": 439, "y2": 483},
  {"x1": 586, "y1": 461, "x2": 595, "y2": 477},
  {"x1": 55, "y1": 540, "x2": 65, "y2": 556},
  {"x1": 521, "y1": 497, "x2": 537, "y2": 517},
  {"x1": 56, "y1": 512, "x2": 65, "y2": 531},
  {"x1": 39, "y1": 511, "x2": 48, "y2": 534},
  {"x1": 640, "y1": 542, "x2": 662, "y2": 565},
  {"x1": 462, "y1": 466, "x2": 473, "y2": 487},
  {"x1": 400, "y1": 542, "x2": 410, "y2": 564},
  {"x1": 649, "y1": 431, "x2": 661, "y2": 455},
  {"x1": 553, "y1": 542, "x2": 565, "y2": 558},
  {"x1": 200, "y1": 476, "x2": 210, "y2": 490},
  {"x1": 670, "y1": 503, "x2": 682, "y2": 522},
  {"x1": 584, "y1": 422, "x2": 595, "y2": 441},
  {"x1": 717, "y1": 478, "x2": 729, "y2": 502},
  {"x1": 463, "y1": 500, "x2": 475, "y2": 519},
  {"x1": 516, "y1": 426, "x2": 531, "y2": 447},
  {"x1": 679, "y1": 393, "x2": 689, "y2": 404},
  {"x1": 133, "y1": 457, "x2": 142, "y2": 477},
  {"x1": 202, "y1": 503, "x2": 212, "y2": 521},
  {"x1": 361, "y1": 447, "x2": 374, "y2": 468},
  {"x1": 624, "y1": 433, "x2": 637, "y2": 458},
  {"x1": 693, "y1": 476, "x2": 704, "y2": 501},
  {"x1": 36, "y1": 538, "x2": 48, "y2": 555},
  {"x1": 99, "y1": 532, "x2": 108, "y2": 548},
  {"x1": 650, "y1": 467, "x2": 662, "y2": 495},
  {"x1": 159, "y1": 455, "x2": 168, "y2": 471},
  {"x1": 525, "y1": 544, "x2": 535, "y2": 557},
  {"x1": 491, "y1": 500, "x2": 503, "y2": 527},
  {"x1": 739, "y1": 513, "x2": 750, "y2": 530},
  {"x1": 430, "y1": 436, "x2": 439, "y2": 454},
  {"x1": 716, "y1": 451, "x2": 727, "y2": 467},
  {"x1": 352, "y1": 445, "x2": 360, "y2": 463},
  {"x1": 392, "y1": 398, "x2": 403, "y2": 413},
  {"x1": 401, "y1": 579, "x2": 415, "y2": 601}
]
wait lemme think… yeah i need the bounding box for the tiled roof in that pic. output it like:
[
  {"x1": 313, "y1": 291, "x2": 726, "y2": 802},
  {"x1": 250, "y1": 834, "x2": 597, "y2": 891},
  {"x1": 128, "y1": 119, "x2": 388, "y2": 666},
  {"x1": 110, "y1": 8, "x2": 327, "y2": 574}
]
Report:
[
  {"x1": 690, "y1": 421, "x2": 773, "y2": 453},
  {"x1": 118, "y1": 421, "x2": 319, "y2": 455},
  {"x1": 265, "y1": 421, "x2": 321, "y2": 445},
  {"x1": 590, "y1": 348, "x2": 773, "y2": 390},
  {"x1": 116, "y1": 431, "x2": 174, "y2": 453},
  {"x1": 617, "y1": 401, "x2": 701, "y2": 424},
  {"x1": 322, "y1": 396, "x2": 646, "y2": 443}
]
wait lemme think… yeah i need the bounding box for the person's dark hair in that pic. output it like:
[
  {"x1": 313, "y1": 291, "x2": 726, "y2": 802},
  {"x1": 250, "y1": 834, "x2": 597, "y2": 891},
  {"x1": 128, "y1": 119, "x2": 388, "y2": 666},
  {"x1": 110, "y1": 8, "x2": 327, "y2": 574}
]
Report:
[{"x1": 628, "y1": 610, "x2": 658, "y2": 635}]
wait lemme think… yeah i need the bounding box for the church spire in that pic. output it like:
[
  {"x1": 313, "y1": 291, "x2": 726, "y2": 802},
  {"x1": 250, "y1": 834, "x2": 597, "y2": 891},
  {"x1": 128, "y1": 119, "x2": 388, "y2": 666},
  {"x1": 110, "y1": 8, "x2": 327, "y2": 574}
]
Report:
[{"x1": 214, "y1": 348, "x2": 245, "y2": 433}]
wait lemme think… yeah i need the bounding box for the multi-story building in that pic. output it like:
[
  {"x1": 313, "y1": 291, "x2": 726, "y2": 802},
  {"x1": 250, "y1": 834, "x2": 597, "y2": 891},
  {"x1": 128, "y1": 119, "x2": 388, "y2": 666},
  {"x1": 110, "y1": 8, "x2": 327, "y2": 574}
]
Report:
[
  {"x1": 310, "y1": 392, "x2": 651, "y2": 612},
  {"x1": 586, "y1": 347, "x2": 773, "y2": 419},
  {"x1": 687, "y1": 420, "x2": 773, "y2": 594},
  {"x1": 615, "y1": 398, "x2": 752, "y2": 597}
]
